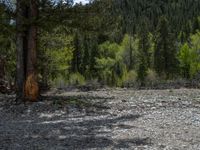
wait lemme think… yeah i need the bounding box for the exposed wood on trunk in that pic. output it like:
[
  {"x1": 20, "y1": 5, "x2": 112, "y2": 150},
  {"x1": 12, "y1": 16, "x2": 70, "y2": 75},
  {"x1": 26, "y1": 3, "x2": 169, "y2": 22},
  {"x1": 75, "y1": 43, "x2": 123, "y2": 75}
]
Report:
[
  {"x1": 24, "y1": 0, "x2": 39, "y2": 102},
  {"x1": 16, "y1": 0, "x2": 39, "y2": 102}
]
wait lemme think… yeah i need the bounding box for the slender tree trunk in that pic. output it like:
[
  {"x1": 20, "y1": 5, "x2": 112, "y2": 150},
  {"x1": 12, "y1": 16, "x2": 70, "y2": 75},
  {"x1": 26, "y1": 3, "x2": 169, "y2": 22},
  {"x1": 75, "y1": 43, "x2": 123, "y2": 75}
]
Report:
[
  {"x1": 16, "y1": 0, "x2": 25, "y2": 102},
  {"x1": 129, "y1": 35, "x2": 133, "y2": 70},
  {"x1": 0, "y1": 56, "x2": 5, "y2": 80}
]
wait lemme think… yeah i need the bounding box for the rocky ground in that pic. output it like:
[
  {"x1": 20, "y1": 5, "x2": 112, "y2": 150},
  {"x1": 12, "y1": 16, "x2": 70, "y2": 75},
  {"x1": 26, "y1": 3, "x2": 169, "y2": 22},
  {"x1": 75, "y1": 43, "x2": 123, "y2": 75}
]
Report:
[{"x1": 0, "y1": 88, "x2": 200, "y2": 150}]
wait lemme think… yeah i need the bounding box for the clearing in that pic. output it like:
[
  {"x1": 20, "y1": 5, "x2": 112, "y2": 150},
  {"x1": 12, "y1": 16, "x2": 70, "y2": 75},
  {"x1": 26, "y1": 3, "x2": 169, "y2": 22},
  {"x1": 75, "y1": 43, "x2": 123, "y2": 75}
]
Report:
[{"x1": 0, "y1": 88, "x2": 200, "y2": 150}]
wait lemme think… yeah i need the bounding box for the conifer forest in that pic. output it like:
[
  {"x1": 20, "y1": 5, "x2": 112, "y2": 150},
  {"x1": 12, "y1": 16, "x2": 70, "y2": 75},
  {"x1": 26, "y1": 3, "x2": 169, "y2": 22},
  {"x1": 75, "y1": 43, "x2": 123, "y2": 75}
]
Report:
[{"x1": 0, "y1": 0, "x2": 200, "y2": 149}]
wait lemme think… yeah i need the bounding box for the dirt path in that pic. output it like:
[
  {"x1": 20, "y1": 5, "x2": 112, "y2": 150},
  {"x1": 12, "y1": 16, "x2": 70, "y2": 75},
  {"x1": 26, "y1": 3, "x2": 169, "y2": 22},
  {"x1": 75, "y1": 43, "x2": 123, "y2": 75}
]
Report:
[{"x1": 0, "y1": 88, "x2": 200, "y2": 150}]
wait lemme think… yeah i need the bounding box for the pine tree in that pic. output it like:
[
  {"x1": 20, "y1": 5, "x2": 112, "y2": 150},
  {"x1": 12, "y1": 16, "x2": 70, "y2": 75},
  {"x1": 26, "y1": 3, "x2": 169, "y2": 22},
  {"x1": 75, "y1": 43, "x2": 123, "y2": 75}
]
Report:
[
  {"x1": 71, "y1": 31, "x2": 83, "y2": 73},
  {"x1": 15, "y1": 0, "x2": 39, "y2": 102},
  {"x1": 192, "y1": 17, "x2": 200, "y2": 33},
  {"x1": 178, "y1": 43, "x2": 191, "y2": 79},
  {"x1": 137, "y1": 19, "x2": 150, "y2": 85},
  {"x1": 154, "y1": 16, "x2": 178, "y2": 79}
]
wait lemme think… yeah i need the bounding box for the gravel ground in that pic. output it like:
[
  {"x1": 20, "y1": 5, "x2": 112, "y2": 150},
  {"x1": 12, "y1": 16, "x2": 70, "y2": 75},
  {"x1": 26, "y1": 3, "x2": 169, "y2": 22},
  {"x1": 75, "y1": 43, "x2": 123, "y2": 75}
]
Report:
[{"x1": 0, "y1": 88, "x2": 200, "y2": 150}]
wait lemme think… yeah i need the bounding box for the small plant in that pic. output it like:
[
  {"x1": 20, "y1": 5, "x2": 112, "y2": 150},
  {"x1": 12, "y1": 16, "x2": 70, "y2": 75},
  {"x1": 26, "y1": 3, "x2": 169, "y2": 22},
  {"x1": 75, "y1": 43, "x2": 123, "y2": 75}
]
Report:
[
  {"x1": 68, "y1": 72, "x2": 86, "y2": 86},
  {"x1": 145, "y1": 69, "x2": 158, "y2": 85},
  {"x1": 123, "y1": 70, "x2": 138, "y2": 87}
]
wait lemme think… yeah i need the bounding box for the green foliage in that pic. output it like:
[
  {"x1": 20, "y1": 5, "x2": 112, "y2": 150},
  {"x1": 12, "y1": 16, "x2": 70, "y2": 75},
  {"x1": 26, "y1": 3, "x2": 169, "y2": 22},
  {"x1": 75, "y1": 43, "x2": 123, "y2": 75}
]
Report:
[
  {"x1": 178, "y1": 31, "x2": 200, "y2": 78},
  {"x1": 120, "y1": 34, "x2": 138, "y2": 70},
  {"x1": 137, "y1": 19, "x2": 151, "y2": 85},
  {"x1": 189, "y1": 31, "x2": 200, "y2": 77},
  {"x1": 3, "y1": 0, "x2": 200, "y2": 89},
  {"x1": 70, "y1": 32, "x2": 99, "y2": 79},
  {"x1": 0, "y1": 3, "x2": 15, "y2": 82},
  {"x1": 145, "y1": 69, "x2": 158, "y2": 86},
  {"x1": 71, "y1": 32, "x2": 83, "y2": 73},
  {"x1": 95, "y1": 41, "x2": 127, "y2": 86},
  {"x1": 178, "y1": 43, "x2": 191, "y2": 78},
  {"x1": 192, "y1": 17, "x2": 200, "y2": 33},
  {"x1": 154, "y1": 16, "x2": 178, "y2": 79},
  {"x1": 68, "y1": 72, "x2": 86, "y2": 86},
  {"x1": 123, "y1": 70, "x2": 138, "y2": 87},
  {"x1": 137, "y1": 61, "x2": 147, "y2": 85},
  {"x1": 0, "y1": 34, "x2": 16, "y2": 81},
  {"x1": 116, "y1": 0, "x2": 200, "y2": 35},
  {"x1": 38, "y1": 28, "x2": 74, "y2": 85}
]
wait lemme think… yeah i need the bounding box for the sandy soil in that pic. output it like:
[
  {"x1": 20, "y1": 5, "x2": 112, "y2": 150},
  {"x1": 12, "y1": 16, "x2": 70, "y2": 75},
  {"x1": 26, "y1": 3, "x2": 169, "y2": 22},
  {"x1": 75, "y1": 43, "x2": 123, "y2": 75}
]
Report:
[{"x1": 0, "y1": 88, "x2": 200, "y2": 150}]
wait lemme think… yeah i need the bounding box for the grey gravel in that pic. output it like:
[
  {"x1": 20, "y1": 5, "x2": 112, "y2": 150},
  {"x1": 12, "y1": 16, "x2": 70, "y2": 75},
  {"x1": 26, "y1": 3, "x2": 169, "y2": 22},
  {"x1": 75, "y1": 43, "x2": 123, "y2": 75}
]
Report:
[{"x1": 0, "y1": 88, "x2": 200, "y2": 150}]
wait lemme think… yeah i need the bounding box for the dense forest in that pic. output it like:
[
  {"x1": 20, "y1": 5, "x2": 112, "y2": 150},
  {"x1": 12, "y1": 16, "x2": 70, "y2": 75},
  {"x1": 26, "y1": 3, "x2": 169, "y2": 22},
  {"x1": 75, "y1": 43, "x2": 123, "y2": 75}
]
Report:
[{"x1": 1, "y1": 0, "x2": 200, "y2": 101}]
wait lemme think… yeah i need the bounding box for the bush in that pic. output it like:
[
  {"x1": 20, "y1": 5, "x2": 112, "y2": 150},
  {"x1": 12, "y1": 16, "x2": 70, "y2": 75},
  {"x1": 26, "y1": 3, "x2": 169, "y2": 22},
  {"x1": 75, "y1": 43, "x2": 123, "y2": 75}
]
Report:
[
  {"x1": 68, "y1": 72, "x2": 86, "y2": 86},
  {"x1": 145, "y1": 69, "x2": 158, "y2": 85},
  {"x1": 123, "y1": 70, "x2": 138, "y2": 87}
]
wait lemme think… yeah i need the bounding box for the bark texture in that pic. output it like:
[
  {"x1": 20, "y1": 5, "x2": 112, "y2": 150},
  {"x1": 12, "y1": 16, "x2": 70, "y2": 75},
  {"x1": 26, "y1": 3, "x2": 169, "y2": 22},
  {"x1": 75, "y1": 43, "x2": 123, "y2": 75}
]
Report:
[
  {"x1": 24, "y1": 0, "x2": 39, "y2": 102},
  {"x1": 16, "y1": 0, "x2": 25, "y2": 101},
  {"x1": 16, "y1": 0, "x2": 39, "y2": 102}
]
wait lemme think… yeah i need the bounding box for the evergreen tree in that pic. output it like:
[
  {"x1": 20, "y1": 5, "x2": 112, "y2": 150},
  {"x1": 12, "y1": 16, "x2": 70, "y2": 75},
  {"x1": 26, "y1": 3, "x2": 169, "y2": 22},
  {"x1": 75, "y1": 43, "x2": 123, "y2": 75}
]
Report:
[
  {"x1": 71, "y1": 31, "x2": 83, "y2": 73},
  {"x1": 178, "y1": 43, "x2": 191, "y2": 79},
  {"x1": 0, "y1": 2, "x2": 15, "y2": 85},
  {"x1": 15, "y1": 0, "x2": 39, "y2": 102},
  {"x1": 137, "y1": 19, "x2": 150, "y2": 85},
  {"x1": 192, "y1": 17, "x2": 200, "y2": 33},
  {"x1": 14, "y1": 0, "x2": 75, "y2": 101},
  {"x1": 154, "y1": 16, "x2": 178, "y2": 79}
]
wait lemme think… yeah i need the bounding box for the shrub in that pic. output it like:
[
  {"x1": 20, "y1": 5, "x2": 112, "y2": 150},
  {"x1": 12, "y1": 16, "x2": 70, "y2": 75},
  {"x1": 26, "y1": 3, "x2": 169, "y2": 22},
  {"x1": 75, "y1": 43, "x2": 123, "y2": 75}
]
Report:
[
  {"x1": 68, "y1": 72, "x2": 86, "y2": 86},
  {"x1": 123, "y1": 70, "x2": 138, "y2": 87},
  {"x1": 145, "y1": 69, "x2": 158, "y2": 84}
]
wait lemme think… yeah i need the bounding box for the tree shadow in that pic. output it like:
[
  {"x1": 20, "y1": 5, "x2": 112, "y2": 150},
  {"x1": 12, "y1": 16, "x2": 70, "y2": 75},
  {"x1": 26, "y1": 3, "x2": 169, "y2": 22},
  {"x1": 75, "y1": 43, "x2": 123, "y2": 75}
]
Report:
[
  {"x1": 20, "y1": 113, "x2": 150, "y2": 149},
  {"x1": 1, "y1": 95, "x2": 152, "y2": 149},
  {"x1": 42, "y1": 95, "x2": 113, "y2": 101}
]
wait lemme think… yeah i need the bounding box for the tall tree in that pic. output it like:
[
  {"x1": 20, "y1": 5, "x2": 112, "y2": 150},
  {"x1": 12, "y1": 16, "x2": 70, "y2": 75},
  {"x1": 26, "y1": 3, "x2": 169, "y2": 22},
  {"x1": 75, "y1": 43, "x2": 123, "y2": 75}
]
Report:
[
  {"x1": 0, "y1": 2, "x2": 15, "y2": 85},
  {"x1": 24, "y1": 0, "x2": 39, "y2": 101},
  {"x1": 154, "y1": 16, "x2": 178, "y2": 78},
  {"x1": 15, "y1": 0, "x2": 73, "y2": 101},
  {"x1": 71, "y1": 31, "x2": 81, "y2": 73},
  {"x1": 178, "y1": 43, "x2": 191, "y2": 79},
  {"x1": 16, "y1": 0, "x2": 26, "y2": 101},
  {"x1": 16, "y1": 0, "x2": 39, "y2": 102},
  {"x1": 137, "y1": 19, "x2": 150, "y2": 85}
]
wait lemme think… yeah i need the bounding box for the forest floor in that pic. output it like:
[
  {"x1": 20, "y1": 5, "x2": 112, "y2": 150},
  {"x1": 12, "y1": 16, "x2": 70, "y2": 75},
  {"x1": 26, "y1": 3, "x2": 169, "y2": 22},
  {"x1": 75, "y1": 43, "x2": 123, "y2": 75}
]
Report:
[{"x1": 0, "y1": 88, "x2": 200, "y2": 150}]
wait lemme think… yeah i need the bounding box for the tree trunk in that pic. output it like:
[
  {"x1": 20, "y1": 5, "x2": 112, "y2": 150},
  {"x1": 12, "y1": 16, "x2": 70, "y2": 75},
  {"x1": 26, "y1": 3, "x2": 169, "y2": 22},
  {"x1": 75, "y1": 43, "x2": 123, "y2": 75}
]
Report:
[
  {"x1": 129, "y1": 36, "x2": 133, "y2": 70},
  {"x1": 24, "y1": 0, "x2": 39, "y2": 102},
  {"x1": 16, "y1": 0, "x2": 39, "y2": 102},
  {"x1": 0, "y1": 56, "x2": 5, "y2": 80},
  {"x1": 16, "y1": 0, "x2": 25, "y2": 101}
]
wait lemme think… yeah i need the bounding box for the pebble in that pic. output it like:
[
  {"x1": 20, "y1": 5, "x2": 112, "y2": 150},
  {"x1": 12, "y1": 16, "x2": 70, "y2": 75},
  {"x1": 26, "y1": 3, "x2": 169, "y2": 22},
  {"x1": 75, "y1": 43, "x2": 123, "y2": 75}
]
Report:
[{"x1": 0, "y1": 89, "x2": 200, "y2": 149}]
